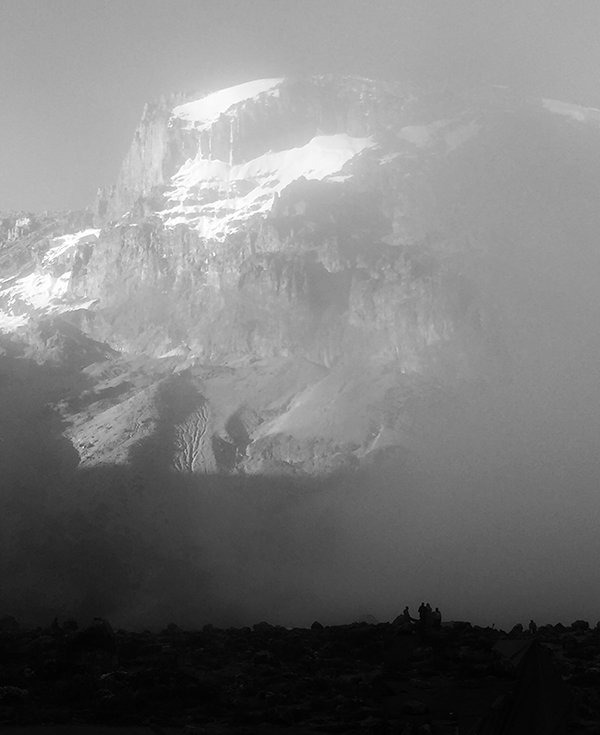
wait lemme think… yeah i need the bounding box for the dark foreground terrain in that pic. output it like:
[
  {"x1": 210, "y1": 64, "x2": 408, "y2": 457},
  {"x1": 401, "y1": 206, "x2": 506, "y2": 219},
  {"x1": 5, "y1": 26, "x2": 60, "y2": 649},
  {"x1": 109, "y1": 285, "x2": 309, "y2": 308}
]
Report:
[{"x1": 1, "y1": 613, "x2": 599, "y2": 734}]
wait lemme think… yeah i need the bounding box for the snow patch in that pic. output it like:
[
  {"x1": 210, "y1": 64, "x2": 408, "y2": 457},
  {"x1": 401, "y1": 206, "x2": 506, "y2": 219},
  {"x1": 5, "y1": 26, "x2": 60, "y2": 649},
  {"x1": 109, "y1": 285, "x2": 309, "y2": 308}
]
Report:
[
  {"x1": 0, "y1": 274, "x2": 99, "y2": 331},
  {"x1": 0, "y1": 313, "x2": 27, "y2": 332},
  {"x1": 172, "y1": 78, "x2": 283, "y2": 130},
  {"x1": 43, "y1": 229, "x2": 100, "y2": 265},
  {"x1": 3, "y1": 271, "x2": 72, "y2": 310},
  {"x1": 70, "y1": 299, "x2": 99, "y2": 310},
  {"x1": 542, "y1": 98, "x2": 600, "y2": 123},
  {"x1": 158, "y1": 346, "x2": 190, "y2": 359}
]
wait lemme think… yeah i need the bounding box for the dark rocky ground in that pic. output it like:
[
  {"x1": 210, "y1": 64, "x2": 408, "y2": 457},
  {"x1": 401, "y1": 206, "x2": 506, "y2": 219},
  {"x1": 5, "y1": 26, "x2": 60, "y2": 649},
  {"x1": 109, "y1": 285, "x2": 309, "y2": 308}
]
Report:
[{"x1": 0, "y1": 613, "x2": 598, "y2": 734}]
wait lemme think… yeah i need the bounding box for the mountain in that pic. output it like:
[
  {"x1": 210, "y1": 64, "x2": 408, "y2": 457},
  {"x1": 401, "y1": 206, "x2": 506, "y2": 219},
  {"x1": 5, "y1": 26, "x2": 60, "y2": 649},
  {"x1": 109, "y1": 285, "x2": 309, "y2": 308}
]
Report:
[{"x1": 2, "y1": 75, "x2": 600, "y2": 477}]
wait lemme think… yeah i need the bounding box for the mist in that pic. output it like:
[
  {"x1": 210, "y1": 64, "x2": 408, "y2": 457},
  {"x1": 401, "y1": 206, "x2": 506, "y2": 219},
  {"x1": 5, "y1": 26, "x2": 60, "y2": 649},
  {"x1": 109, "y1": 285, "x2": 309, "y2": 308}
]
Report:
[
  {"x1": 4, "y1": 139, "x2": 600, "y2": 630},
  {"x1": 2, "y1": 326, "x2": 600, "y2": 632},
  {"x1": 3, "y1": 444, "x2": 598, "y2": 632},
  {"x1": 3, "y1": 1, "x2": 600, "y2": 634}
]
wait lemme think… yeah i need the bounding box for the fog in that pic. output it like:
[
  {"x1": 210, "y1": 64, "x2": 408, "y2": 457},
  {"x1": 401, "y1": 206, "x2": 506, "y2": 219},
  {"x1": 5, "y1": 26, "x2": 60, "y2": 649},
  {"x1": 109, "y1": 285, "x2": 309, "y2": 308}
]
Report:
[
  {"x1": 2, "y1": 314, "x2": 600, "y2": 631},
  {"x1": 4, "y1": 102, "x2": 600, "y2": 632},
  {"x1": 3, "y1": 1, "x2": 600, "y2": 631},
  {"x1": 2, "y1": 439, "x2": 599, "y2": 631}
]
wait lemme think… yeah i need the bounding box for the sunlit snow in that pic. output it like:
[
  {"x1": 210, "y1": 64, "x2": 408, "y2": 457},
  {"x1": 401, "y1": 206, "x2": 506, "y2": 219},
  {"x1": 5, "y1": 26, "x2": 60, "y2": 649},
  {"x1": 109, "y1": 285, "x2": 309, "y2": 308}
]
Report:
[
  {"x1": 0, "y1": 228, "x2": 104, "y2": 331},
  {"x1": 0, "y1": 272, "x2": 100, "y2": 331},
  {"x1": 162, "y1": 133, "x2": 375, "y2": 239},
  {"x1": 42, "y1": 229, "x2": 100, "y2": 265},
  {"x1": 171, "y1": 79, "x2": 283, "y2": 130},
  {"x1": 3, "y1": 271, "x2": 72, "y2": 310},
  {"x1": 0, "y1": 313, "x2": 27, "y2": 331}
]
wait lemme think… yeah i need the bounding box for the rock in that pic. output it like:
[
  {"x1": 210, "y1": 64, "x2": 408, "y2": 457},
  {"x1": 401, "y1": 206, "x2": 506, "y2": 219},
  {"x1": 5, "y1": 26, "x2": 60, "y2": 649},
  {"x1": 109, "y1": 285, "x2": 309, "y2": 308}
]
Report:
[
  {"x1": 0, "y1": 686, "x2": 29, "y2": 702},
  {"x1": 71, "y1": 618, "x2": 116, "y2": 653},
  {"x1": 401, "y1": 699, "x2": 429, "y2": 715},
  {"x1": 356, "y1": 614, "x2": 379, "y2": 625},
  {"x1": 572, "y1": 619, "x2": 590, "y2": 632},
  {"x1": 0, "y1": 615, "x2": 19, "y2": 632},
  {"x1": 163, "y1": 622, "x2": 184, "y2": 636},
  {"x1": 0, "y1": 615, "x2": 598, "y2": 727},
  {"x1": 253, "y1": 649, "x2": 274, "y2": 665},
  {"x1": 252, "y1": 621, "x2": 274, "y2": 634}
]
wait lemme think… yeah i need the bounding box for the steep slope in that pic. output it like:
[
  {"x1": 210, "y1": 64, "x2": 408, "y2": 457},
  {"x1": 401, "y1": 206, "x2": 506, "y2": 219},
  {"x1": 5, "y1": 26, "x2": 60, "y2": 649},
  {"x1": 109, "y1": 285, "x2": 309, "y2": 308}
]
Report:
[{"x1": 3, "y1": 76, "x2": 600, "y2": 474}]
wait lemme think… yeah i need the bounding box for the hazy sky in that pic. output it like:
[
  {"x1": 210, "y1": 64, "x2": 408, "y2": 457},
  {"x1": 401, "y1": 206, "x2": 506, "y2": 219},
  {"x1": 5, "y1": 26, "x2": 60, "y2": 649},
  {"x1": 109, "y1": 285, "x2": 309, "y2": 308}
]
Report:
[{"x1": 2, "y1": 0, "x2": 600, "y2": 211}]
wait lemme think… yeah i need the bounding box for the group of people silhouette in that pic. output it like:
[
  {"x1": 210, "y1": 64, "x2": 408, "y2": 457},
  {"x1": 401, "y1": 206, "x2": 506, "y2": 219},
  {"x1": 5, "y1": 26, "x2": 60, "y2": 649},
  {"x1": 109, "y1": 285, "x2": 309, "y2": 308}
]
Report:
[
  {"x1": 398, "y1": 602, "x2": 442, "y2": 628},
  {"x1": 417, "y1": 602, "x2": 442, "y2": 628}
]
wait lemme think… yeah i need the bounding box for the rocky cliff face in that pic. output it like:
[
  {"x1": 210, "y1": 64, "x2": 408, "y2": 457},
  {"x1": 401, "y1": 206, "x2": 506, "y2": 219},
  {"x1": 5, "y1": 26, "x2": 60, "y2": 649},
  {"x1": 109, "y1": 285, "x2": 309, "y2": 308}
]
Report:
[
  {"x1": 75, "y1": 77, "x2": 494, "y2": 372},
  {"x1": 3, "y1": 76, "x2": 600, "y2": 475},
  {"x1": 96, "y1": 77, "x2": 408, "y2": 224}
]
